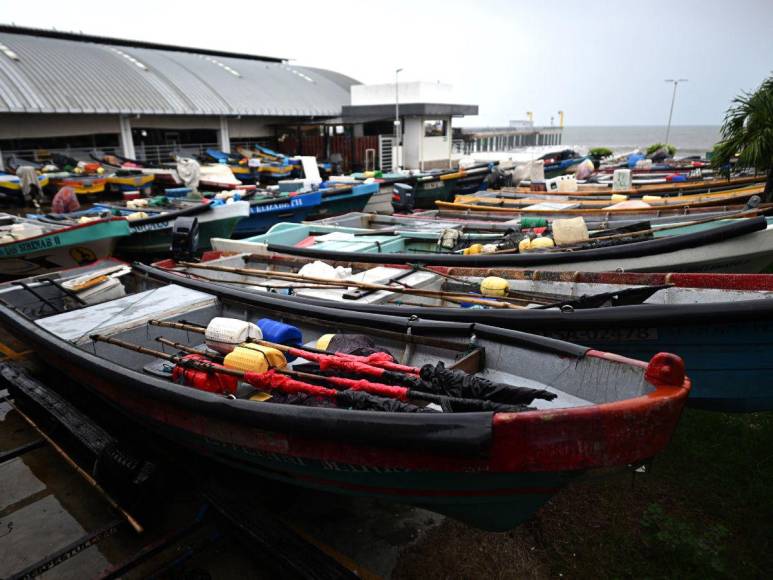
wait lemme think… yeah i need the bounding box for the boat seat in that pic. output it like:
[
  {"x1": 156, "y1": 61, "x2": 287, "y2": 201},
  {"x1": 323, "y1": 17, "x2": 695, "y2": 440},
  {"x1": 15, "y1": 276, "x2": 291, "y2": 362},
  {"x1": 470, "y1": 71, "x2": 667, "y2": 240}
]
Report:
[{"x1": 36, "y1": 284, "x2": 216, "y2": 345}]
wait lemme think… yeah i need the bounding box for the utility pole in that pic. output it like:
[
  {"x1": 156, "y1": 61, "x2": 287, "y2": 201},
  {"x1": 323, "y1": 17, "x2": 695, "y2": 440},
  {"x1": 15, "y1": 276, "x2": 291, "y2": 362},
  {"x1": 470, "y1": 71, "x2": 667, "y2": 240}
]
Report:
[
  {"x1": 664, "y1": 78, "x2": 688, "y2": 144},
  {"x1": 394, "y1": 68, "x2": 403, "y2": 170}
]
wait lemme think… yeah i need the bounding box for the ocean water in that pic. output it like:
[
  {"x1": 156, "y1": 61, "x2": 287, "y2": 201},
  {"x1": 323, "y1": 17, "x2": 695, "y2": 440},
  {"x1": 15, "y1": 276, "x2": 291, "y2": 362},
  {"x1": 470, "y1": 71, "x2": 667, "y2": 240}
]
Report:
[{"x1": 561, "y1": 125, "x2": 721, "y2": 157}]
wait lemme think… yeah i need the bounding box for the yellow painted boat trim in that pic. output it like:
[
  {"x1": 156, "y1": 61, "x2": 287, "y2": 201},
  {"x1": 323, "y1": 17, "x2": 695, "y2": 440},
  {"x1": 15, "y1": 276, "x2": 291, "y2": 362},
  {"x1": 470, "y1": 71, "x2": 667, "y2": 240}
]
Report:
[
  {"x1": 510, "y1": 175, "x2": 764, "y2": 196},
  {"x1": 107, "y1": 174, "x2": 154, "y2": 186},
  {"x1": 438, "y1": 185, "x2": 765, "y2": 214}
]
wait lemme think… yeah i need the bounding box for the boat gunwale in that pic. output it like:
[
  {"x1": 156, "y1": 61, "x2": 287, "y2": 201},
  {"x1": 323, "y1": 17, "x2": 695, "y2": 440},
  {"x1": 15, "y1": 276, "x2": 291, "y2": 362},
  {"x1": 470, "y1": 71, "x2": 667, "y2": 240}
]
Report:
[
  {"x1": 0, "y1": 215, "x2": 129, "y2": 249},
  {"x1": 146, "y1": 260, "x2": 773, "y2": 330}
]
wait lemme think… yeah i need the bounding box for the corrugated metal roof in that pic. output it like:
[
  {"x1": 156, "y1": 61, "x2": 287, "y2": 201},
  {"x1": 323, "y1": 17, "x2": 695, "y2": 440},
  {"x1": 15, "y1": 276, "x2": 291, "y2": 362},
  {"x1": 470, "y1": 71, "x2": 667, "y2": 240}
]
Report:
[{"x1": 0, "y1": 29, "x2": 356, "y2": 117}]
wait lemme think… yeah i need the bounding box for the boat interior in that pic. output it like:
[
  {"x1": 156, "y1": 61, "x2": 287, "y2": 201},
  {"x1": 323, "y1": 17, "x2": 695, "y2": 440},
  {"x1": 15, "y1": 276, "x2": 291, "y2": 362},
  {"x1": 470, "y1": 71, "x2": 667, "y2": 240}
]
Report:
[
  {"x1": 159, "y1": 253, "x2": 773, "y2": 310},
  {"x1": 0, "y1": 212, "x2": 70, "y2": 242},
  {"x1": 0, "y1": 262, "x2": 660, "y2": 413}
]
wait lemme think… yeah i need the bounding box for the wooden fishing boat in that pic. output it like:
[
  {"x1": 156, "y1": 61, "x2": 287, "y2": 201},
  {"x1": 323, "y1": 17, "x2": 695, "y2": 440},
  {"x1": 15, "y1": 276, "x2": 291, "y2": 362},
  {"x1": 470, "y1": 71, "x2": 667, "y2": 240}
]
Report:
[
  {"x1": 312, "y1": 207, "x2": 773, "y2": 234},
  {"x1": 511, "y1": 174, "x2": 763, "y2": 196},
  {"x1": 0, "y1": 213, "x2": 129, "y2": 279},
  {"x1": 30, "y1": 198, "x2": 249, "y2": 256},
  {"x1": 211, "y1": 216, "x2": 773, "y2": 273},
  {"x1": 429, "y1": 203, "x2": 773, "y2": 226},
  {"x1": 92, "y1": 152, "x2": 183, "y2": 188},
  {"x1": 45, "y1": 172, "x2": 108, "y2": 197},
  {"x1": 149, "y1": 254, "x2": 773, "y2": 412},
  {"x1": 443, "y1": 185, "x2": 764, "y2": 214},
  {"x1": 104, "y1": 169, "x2": 155, "y2": 194},
  {"x1": 233, "y1": 191, "x2": 323, "y2": 237},
  {"x1": 92, "y1": 151, "x2": 241, "y2": 191},
  {"x1": 400, "y1": 165, "x2": 493, "y2": 209},
  {"x1": 205, "y1": 149, "x2": 258, "y2": 184},
  {"x1": 543, "y1": 155, "x2": 588, "y2": 178},
  {"x1": 310, "y1": 182, "x2": 380, "y2": 218},
  {"x1": 0, "y1": 264, "x2": 689, "y2": 531},
  {"x1": 0, "y1": 172, "x2": 49, "y2": 202},
  {"x1": 324, "y1": 177, "x2": 394, "y2": 215},
  {"x1": 487, "y1": 179, "x2": 767, "y2": 201}
]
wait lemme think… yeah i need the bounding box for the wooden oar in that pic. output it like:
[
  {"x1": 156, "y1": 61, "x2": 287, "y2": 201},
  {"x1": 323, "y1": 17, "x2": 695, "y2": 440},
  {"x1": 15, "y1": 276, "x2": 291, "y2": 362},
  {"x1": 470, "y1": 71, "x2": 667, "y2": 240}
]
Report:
[
  {"x1": 492, "y1": 202, "x2": 763, "y2": 255},
  {"x1": 90, "y1": 333, "x2": 424, "y2": 413},
  {"x1": 152, "y1": 336, "x2": 521, "y2": 412},
  {"x1": 175, "y1": 261, "x2": 525, "y2": 309},
  {"x1": 146, "y1": 319, "x2": 556, "y2": 405}
]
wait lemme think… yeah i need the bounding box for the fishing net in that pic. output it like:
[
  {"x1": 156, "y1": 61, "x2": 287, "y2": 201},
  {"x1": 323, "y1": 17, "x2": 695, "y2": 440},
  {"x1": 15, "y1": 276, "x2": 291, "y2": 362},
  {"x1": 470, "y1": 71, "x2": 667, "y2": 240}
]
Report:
[
  {"x1": 326, "y1": 334, "x2": 396, "y2": 360},
  {"x1": 336, "y1": 390, "x2": 434, "y2": 413},
  {"x1": 384, "y1": 362, "x2": 556, "y2": 405}
]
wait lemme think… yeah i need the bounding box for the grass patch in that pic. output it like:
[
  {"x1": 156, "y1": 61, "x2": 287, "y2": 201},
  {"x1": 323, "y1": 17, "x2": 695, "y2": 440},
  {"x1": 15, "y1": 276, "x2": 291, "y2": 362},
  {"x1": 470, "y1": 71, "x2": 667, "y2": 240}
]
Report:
[{"x1": 395, "y1": 410, "x2": 773, "y2": 579}]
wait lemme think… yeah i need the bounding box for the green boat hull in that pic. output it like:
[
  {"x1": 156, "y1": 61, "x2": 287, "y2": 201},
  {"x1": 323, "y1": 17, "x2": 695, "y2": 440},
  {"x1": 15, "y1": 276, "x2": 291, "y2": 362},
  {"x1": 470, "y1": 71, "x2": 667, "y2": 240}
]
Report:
[
  {"x1": 116, "y1": 216, "x2": 244, "y2": 256},
  {"x1": 150, "y1": 419, "x2": 574, "y2": 531},
  {"x1": 413, "y1": 180, "x2": 456, "y2": 209}
]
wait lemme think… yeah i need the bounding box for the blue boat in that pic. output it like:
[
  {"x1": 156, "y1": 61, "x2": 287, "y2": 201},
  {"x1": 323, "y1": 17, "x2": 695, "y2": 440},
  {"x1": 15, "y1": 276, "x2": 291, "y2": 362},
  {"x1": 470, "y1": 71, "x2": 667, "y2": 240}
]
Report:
[
  {"x1": 156, "y1": 252, "x2": 773, "y2": 413},
  {"x1": 232, "y1": 190, "x2": 322, "y2": 237},
  {"x1": 205, "y1": 149, "x2": 257, "y2": 184},
  {"x1": 310, "y1": 181, "x2": 380, "y2": 218}
]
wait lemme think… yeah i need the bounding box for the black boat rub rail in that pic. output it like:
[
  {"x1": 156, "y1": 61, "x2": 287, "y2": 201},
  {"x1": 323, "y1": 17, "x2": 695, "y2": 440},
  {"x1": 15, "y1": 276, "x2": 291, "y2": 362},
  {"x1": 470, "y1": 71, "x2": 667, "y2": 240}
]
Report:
[
  {"x1": 135, "y1": 262, "x2": 589, "y2": 359},
  {"x1": 147, "y1": 267, "x2": 773, "y2": 330},
  {"x1": 263, "y1": 216, "x2": 769, "y2": 267}
]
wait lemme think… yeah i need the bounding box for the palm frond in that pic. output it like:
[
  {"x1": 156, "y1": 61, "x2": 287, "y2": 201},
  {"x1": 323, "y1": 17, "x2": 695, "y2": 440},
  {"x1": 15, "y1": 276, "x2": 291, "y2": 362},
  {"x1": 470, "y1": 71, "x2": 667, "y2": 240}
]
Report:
[{"x1": 712, "y1": 74, "x2": 773, "y2": 171}]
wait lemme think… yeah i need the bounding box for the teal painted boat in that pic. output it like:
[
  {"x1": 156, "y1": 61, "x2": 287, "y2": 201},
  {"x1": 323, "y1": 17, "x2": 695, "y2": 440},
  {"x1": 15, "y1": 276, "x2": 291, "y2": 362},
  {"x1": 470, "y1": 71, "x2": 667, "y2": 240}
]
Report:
[
  {"x1": 0, "y1": 213, "x2": 129, "y2": 279},
  {"x1": 95, "y1": 199, "x2": 249, "y2": 256},
  {"x1": 212, "y1": 217, "x2": 773, "y2": 274},
  {"x1": 31, "y1": 198, "x2": 249, "y2": 257},
  {"x1": 0, "y1": 266, "x2": 690, "y2": 530}
]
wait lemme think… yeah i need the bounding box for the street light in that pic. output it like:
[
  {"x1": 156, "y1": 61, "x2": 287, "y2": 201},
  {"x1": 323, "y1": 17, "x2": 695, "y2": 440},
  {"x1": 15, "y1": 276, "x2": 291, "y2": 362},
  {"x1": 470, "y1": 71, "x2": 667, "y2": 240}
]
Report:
[
  {"x1": 664, "y1": 78, "x2": 688, "y2": 144},
  {"x1": 394, "y1": 68, "x2": 403, "y2": 170}
]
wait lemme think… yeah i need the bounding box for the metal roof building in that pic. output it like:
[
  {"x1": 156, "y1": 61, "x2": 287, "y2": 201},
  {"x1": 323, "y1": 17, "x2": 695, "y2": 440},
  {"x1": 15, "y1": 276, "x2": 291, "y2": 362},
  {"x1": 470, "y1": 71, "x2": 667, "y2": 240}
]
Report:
[{"x1": 0, "y1": 25, "x2": 358, "y2": 166}]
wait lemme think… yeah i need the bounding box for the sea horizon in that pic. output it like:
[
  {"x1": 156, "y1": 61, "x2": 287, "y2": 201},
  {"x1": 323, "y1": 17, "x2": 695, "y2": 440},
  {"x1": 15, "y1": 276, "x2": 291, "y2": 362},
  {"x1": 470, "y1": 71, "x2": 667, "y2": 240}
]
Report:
[{"x1": 559, "y1": 125, "x2": 721, "y2": 157}]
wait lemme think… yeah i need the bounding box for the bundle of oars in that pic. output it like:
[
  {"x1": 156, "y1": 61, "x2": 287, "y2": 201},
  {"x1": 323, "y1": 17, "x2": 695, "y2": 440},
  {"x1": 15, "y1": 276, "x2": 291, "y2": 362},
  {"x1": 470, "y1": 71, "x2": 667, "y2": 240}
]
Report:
[
  {"x1": 90, "y1": 320, "x2": 556, "y2": 414},
  {"x1": 174, "y1": 261, "x2": 533, "y2": 309}
]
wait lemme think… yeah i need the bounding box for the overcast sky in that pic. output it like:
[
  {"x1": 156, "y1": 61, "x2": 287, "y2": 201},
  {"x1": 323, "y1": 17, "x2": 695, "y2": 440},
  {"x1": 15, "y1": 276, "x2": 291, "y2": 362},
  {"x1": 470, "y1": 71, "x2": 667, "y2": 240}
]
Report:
[{"x1": 1, "y1": 0, "x2": 771, "y2": 127}]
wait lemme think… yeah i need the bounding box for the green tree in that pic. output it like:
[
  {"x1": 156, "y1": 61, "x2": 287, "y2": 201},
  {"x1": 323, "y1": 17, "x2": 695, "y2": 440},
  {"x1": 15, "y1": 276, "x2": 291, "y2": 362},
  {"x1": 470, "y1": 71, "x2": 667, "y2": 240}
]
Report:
[{"x1": 712, "y1": 74, "x2": 773, "y2": 198}]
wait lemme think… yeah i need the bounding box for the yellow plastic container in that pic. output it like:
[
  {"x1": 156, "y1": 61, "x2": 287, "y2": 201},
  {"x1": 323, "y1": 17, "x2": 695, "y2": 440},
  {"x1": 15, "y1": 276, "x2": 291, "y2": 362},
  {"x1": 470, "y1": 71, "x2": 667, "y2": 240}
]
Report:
[
  {"x1": 480, "y1": 276, "x2": 509, "y2": 297},
  {"x1": 316, "y1": 333, "x2": 335, "y2": 351},
  {"x1": 530, "y1": 237, "x2": 555, "y2": 249},
  {"x1": 463, "y1": 243, "x2": 484, "y2": 255},
  {"x1": 224, "y1": 344, "x2": 286, "y2": 373}
]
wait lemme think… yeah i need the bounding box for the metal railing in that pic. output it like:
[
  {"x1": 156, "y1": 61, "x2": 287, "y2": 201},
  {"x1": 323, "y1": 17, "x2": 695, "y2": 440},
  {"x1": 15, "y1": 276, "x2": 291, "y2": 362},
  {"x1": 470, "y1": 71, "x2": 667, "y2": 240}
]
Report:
[{"x1": 1, "y1": 141, "x2": 275, "y2": 169}]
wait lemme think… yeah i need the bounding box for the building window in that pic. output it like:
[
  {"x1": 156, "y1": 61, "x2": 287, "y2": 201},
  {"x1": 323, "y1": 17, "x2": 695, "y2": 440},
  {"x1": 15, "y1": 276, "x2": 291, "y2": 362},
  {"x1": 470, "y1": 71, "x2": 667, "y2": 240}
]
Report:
[{"x1": 424, "y1": 119, "x2": 447, "y2": 138}]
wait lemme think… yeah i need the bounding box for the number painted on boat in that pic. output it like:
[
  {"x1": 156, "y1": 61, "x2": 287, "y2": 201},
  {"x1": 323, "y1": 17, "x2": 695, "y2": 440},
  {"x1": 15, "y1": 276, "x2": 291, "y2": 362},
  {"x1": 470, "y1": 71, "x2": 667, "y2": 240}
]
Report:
[
  {"x1": 421, "y1": 181, "x2": 443, "y2": 190},
  {"x1": 0, "y1": 234, "x2": 63, "y2": 257},
  {"x1": 544, "y1": 327, "x2": 658, "y2": 343}
]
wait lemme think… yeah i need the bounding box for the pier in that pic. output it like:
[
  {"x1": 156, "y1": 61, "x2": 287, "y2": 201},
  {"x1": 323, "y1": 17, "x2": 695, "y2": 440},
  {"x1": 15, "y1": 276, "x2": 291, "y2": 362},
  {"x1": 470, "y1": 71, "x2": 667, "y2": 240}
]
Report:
[{"x1": 455, "y1": 126, "x2": 564, "y2": 155}]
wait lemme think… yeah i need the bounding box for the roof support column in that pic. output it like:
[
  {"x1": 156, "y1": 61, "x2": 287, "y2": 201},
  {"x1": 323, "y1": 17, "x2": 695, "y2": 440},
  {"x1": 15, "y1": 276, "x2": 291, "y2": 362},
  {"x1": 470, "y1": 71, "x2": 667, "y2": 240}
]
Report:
[
  {"x1": 219, "y1": 117, "x2": 231, "y2": 153},
  {"x1": 118, "y1": 115, "x2": 136, "y2": 160}
]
